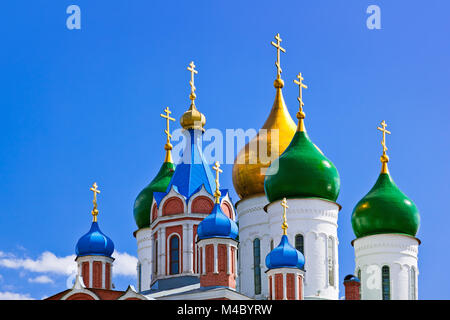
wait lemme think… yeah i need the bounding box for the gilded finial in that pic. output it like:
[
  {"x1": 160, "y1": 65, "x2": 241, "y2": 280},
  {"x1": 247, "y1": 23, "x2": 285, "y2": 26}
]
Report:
[
  {"x1": 281, "y1": 197, "x2": 288, "y2": 235},
  {"x1": 90, "y1": 182, "x2": 101, "y2": 222},
  {"x1": 271, "y1": 33, "x2": 286, "y2": 88},
  {"x1": 377, "y1": 120, "x2": 391, "y2": 173},
  {"x1": 293, "y1": 72, "x2": 308, "y2": 132},
  {"x1": 160, "y1": 106, "x2": 175, "y2": 163},
  {"x1": 212, "y1": 161, "x2": 223, "y2": 204}
]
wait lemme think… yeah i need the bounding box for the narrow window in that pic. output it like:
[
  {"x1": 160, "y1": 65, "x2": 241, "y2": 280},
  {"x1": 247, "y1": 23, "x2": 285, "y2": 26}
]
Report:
[
  {"x1": 382, "y1": 265, "x2": 390, "y2": 300},
  {"x1": 253, "y1": 238, "x2": 261, "y2": 295},
  {"x1": 295, "y1": 234, "x2": 304, "y2": 254},
  {"x1": 170, "y1": 236, "x2": 180, "y2": 275},
  {"x1": 270, "y1": 239, "x2": 274, "y2": 251},
  {"x1": 357, "y1": 268, "x2": 362, "y2": 299},
  {"x1": 137, "y1": 262, "x2": 142, "y2": 292},
  {"x1": 410, "y1": 267, "x2": 416, "y2": 300},
  {"x1": 327, "y1": 236, "x2": 335, "y2": 286},
  {"x1": 154, "y1": 240, "x2": 158, "y2": 275}
]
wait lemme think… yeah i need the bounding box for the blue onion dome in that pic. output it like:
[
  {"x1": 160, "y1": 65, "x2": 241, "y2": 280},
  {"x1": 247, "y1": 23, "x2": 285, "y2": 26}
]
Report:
[
  {"x1": 75, "y1": 222, "x2": 115, "y2": 258},
  {"x1": 265, "y1": 235, "x2": 305, "y2": 270},
  {"x1": 197, "y1": 203, "x2": 238, "y2": 240},
  {"x1": 344, "y1": 274, "x2": 360, "y2": 283}
]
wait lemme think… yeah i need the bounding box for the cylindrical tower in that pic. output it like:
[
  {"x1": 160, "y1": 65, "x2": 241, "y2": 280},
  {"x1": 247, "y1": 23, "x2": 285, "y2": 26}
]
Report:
[
  {"x1": 351, "y1": 121, "x2": 420, "y2": 300},
  {"x1": 232, "y1": 33, "x2": 297, "y2": 299},
  {"x1": 264, "y1": 72, "x2": 341, "y2": 300}
]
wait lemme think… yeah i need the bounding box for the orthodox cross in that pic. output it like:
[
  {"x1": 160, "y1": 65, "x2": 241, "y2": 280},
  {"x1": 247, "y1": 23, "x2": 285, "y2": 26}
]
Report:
[
  {"x1": 377, "y1": 120, "x2": 391, "y2": 155},
  {"x1": 294, "y1": 72, "x2": 308, "y2": 110},
  {"x1": 212, "y1": 161, "x2": 223, "y2": 203},
  {"x1": 187, "y1": 61, "x2": 198, "y2": 98},
  {"x1": 271, "y1": 33, "x2": 286, "y2": 78},
  {"x1": 90, "y1": 182, "x2": 101, "y2": 222},
  {"x1": 281, "y1": 197, "x2": 289, "y2": 235},
  {"x1": 160, "y1": 106, "x2": 175, "y2": 144}
]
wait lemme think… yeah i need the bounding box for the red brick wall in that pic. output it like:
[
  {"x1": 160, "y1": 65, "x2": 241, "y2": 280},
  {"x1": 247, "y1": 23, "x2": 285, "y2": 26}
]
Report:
[
  {"x1": 269, "y1": 275, "x2": 273, "y2": 300},
  {"x1": 221, "y1": 202, "x2": 233, "y2": 219},
  {"x1": 93, "y1": 261, "x2": 102, "y2": 288},
  {"x1": 105, "y1": 263, "x2": 111, "y2": 290},
  {"x1": 286, "y1": 273, "x2": 295, "y2": 300},
  {"x1": 82, "y1": 262, "x2": 90, "y2": 287},
  {"x1": 275, "y1": 274, "x2": 283, "y2": 300},
  {"x1": 344, "y1": 281, "x2": 360, "y2": 300},
  {"x1": 163, "y1": 197, "x2": 184, "y2": 216},
  {"x1": 200, "y1": 244, "x2": 236, "y2": 289},
  {"x1": 66, "y1": 293, "x2": 95, "y2": 300},
  {"x1": 192, "y1": 196, "x2": 214, "y2": 214},
  {"x1": 298, "y1": 275, "x2": 303, "y2": 300},
  {"x1": 152, "y1": 203, "x2": 158, "y2": 222},
  {"x1": 166, "y1": 225, "x2": 183, "y2": 275}
]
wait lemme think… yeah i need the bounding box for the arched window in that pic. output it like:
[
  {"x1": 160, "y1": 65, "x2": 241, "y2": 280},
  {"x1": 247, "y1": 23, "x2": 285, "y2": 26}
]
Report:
[
  {"x1": 169, "y1": 235, "x2": 180, "y2": 275},
  {"x1": 137, "y1": 262, "x2": 142, "y2": 292},
  {"x1": 410, "y1": 267, "x2": 416, "y2": 300},
  {"x1": 327, "y1": 236, "x2": 335, "y2": 286},
  {"x1": 154, "y1": 239, "x2": 158, "y2": 275},
  {"x1": 253, "y1": 238, "x2": 261, "y2": 295},
  {"x1": 357, "y1": 268, "x2": 362, "y2": 299},
  {"x1": 382, "y1": 265, "x2": 390, "y2": 300},
  {"x1": 295, "y1": 234, "x2": 304, "y2": 254}
]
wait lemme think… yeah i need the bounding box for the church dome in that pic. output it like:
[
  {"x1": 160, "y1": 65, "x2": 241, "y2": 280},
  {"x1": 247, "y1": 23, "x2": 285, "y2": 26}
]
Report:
[
  {"x1": 133, "y1": 161, "x2": 175, "y2": 229},
  {"x1": 197, "y1": 203, "x2": 238, "y2": 240},
  {"x1": 75, "y1": 222, "x2": 115, "y2": 258},
  {"x1": 232, "y1": 80, "x2": 297, "y2": 199},
  {"x1": 264, "y1": 129, "x2": 340, "y2": 203},
  {"x1": 351, "y1": 171, "x2": 420, "y2": 238},
  {"x1": 265, "y1": 235, "x2": 305, "y2": 270}
]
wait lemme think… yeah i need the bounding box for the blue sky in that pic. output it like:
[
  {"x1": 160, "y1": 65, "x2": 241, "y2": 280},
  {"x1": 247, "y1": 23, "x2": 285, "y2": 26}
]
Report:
[{"x1": 0, "y1": 0, "x2": 449, "y2": 299}]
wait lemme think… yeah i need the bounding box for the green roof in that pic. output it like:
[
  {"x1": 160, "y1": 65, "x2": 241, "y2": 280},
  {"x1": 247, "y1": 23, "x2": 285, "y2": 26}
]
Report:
[
  {"x1": 264, "y1": 130, "x2": 340, "y2": 203},
  {"x1": 351, "y1": 171, "x2": 420, "y2": 238},
  {"x1": 133, "y1": 161, "x2": 175, "y2": 229}
]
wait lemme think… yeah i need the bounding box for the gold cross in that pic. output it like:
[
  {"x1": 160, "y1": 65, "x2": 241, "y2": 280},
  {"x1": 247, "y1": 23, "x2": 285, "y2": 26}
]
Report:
[
  {"x1": 187, "y1": 61, "x2": 198, "y2": 98},
  {"x1": 294, "y1": 72, "x2": 308, "y2": 109},
  {"x1": 160, "y1": 107, "x2": 175, "y2": 143},
  {"x1": 281, "y1": 197, "x2": 288, "y2": 235},
  {"x1": 90, "y1": 182, "x2": 101, "y2": 222},
  {"x1": 271, "y1": 33, "x2": 286, "y2": 78},
  {"x1": 212, "y1": 161, "x2": 223, "y2": 203},
  {"x1": 377, "y1": 120, "x2": 391, "y2": 154}
]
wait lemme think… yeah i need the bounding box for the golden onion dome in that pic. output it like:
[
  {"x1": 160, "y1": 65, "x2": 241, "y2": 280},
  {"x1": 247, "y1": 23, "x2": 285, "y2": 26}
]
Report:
[
  {"x1": 180, "y1": 101, "x2": 206, "y2": 131},
  {"x1": 232, "y1": 78, "x2": 297, "y2": 199}
]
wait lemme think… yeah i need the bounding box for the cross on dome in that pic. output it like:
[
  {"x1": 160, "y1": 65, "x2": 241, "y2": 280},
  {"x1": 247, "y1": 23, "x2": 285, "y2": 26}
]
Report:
[
  {"x1": 271, "y1": 33, "x2": 286, "y2": 80},
  {"x1": 187, "y1": 61, "x2": 198, "y2": 101},
  {"x1": 160, "y1": 106, "x2": 175, "y2": 163},
  {"x1": 281, "y1": 197, "x2": 289, "y2": 235},
  {"x1": 377, "y1": 120, "x2": 391, "y2": 173},
  {"x1": 90, "y1": 182, "x2": 101, "y2": 222},
  {"x1": 212, "y1": 161, "x2": 223, "y2": 203}
]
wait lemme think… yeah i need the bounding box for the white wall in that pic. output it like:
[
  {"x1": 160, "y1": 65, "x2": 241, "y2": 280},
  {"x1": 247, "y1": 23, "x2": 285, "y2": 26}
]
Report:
[
  {"x1": 354, "y1": 233, "x2": 419, "y2": 300},
  {"x1": 266, "y1": 198, "x2": 340, "y2": 300}
]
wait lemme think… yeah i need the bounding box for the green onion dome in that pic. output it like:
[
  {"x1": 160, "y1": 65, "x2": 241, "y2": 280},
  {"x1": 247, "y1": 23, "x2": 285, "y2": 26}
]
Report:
[
  {"x1": 264, "y1": 129, "x2": 340, "y2": 203},
  {"x1": 351, "y1": 170, "x2": 420, "y2": 238},
  {"x1": 133, "y1": 160, "x2": 175, "y2": 229}
]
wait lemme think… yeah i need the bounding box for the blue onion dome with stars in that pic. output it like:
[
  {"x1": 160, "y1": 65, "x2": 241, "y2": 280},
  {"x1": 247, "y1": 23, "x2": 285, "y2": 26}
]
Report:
[
  {"x1": 197, "y1": 162, "x2": 238, "y2": 241},
  {"x1": 75, "y1": 183, "x2": 115, "y2": 258},
  {"x1": 265, "y1": 198, "x2": 305, "y2": 270}
]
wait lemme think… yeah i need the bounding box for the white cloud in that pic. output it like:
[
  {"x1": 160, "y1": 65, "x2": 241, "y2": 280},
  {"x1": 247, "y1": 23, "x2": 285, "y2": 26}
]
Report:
[
  {"x1": 0, "y1": 251, "x2": 76, "y2": 275},
  {"x1": 0, "y1": 250, "x2": 137, "y2": 278},
  {"x1": 0, "y1": 291, "x2": 34, "y2": 300},
  {"x1": 112, "y1": 251, "x2": 137, "y2": 277},
  {"x1": 28, "y1": 275, "x2": 54, "y2": 284}
]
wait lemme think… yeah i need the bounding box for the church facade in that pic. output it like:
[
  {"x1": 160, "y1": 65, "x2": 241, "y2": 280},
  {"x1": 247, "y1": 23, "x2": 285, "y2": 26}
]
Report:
[{"x1": 46, "y1": 34, "x2": 421, "y2": 301}]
